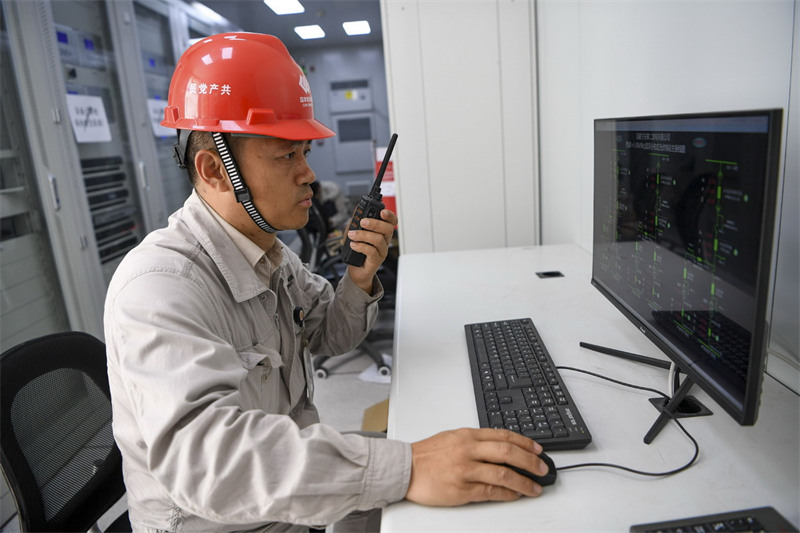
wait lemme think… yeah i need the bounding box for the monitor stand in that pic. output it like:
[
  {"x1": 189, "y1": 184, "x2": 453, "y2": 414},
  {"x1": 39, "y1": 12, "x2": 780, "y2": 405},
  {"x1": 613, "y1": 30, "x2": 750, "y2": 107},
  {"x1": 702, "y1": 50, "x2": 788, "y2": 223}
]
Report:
[{"x1": 579, "y1": 342, "x2": 712, "y2": 442}]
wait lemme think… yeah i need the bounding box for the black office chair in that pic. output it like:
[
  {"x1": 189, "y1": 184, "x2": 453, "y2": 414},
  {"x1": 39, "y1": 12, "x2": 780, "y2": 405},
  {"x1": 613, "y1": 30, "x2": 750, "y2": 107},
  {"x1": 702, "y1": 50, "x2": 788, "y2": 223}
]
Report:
[{"x1": 0, "y1": 332, "x2": 131, "y2": 532}]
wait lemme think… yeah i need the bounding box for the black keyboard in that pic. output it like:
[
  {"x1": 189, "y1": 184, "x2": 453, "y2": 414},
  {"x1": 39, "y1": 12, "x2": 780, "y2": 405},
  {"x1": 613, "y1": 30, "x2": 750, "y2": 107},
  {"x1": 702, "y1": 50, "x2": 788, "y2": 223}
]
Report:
[
  {"x1": 464, "y1": 318, "x2": 591, "y2": 450},
  {"x1": 630, "y1": 506, "x2": 798, "y2": 532}
]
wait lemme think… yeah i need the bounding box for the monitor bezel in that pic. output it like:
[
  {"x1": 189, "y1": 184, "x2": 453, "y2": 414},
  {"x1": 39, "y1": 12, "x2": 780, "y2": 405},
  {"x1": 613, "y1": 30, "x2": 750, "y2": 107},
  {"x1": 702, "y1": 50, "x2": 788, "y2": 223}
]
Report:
[{"x1": 590, "y1": 108, "x2": 783, "y2": 426}]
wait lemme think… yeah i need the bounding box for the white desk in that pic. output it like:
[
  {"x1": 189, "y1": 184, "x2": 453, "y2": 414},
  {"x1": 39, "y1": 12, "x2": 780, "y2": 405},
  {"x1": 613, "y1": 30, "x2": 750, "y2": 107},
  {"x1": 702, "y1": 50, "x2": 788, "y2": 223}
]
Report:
[{"x1": 382, "y1": 244, "x2": 800, "y2": 531}]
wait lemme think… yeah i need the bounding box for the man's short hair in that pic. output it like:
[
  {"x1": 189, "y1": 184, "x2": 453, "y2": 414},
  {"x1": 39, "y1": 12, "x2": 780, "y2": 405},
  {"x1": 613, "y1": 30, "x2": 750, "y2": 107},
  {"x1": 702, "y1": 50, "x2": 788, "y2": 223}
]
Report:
[
  {"x1": 184, "y1": 132, "x2": 245, "y2": 186},
  {"x1": 184, "y1": 131, "x2": 214, "y2": 185}
]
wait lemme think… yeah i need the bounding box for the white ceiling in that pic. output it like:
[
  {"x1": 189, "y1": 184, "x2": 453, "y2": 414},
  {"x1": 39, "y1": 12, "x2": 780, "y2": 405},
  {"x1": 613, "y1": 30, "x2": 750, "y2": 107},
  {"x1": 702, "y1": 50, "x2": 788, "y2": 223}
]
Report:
[{"x1": 195, "y1": 0, "x2": 383, "y2": 50}]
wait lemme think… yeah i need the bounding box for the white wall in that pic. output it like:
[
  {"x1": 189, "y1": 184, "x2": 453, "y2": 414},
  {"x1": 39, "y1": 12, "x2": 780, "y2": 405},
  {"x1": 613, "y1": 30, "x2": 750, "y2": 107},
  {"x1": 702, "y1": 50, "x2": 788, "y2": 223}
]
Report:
[
  {"x1": 537, "y1": 0, "x2": 796, "y2": 250},
  {"x1": 768, "y1": 0, "x2": 800, "y2": 388},
  {"x1": 382, "y1": 0, "x2": 796, "y2": 252},
  {"x1": 383, "y1": 0, "x2": 798, "y2": 377},
  {"x1": 381, "y1": 0, "x2": 539, "y2": 253},
  {"x1": 535, "y1": 0, "x2": 798, "y2": 383}
]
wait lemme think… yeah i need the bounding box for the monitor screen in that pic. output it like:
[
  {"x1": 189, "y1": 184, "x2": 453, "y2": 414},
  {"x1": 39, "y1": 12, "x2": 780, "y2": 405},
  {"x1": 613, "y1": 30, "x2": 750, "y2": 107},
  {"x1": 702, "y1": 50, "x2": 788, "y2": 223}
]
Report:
[{"x1": 591, "y1": 109, "x2": 783, "y2": 425}]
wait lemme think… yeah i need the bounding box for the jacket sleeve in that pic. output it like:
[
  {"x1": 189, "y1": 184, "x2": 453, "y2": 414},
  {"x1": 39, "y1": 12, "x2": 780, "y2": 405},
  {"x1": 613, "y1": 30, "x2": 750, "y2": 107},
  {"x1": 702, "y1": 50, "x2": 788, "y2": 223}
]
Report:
[
  {"x1": 105, "y1": 268, "x2": 409, "y2": 527},
  {"x1": 285, "y1": 249, "x2": 384, "y2": 357}
]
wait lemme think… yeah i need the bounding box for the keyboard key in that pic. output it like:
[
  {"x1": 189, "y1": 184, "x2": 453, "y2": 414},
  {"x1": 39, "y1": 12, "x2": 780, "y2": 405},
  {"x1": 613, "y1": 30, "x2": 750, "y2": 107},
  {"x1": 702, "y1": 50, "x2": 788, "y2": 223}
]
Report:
[
  {"x1": 524, "y1": 428, "x2": 552, "y2": 440},
  {"x1": 508, "y1": 374, "x2": 533, "y2": 388},
  {"x1": 488, "y1": 412, "x2": 504, "y2": 428}
]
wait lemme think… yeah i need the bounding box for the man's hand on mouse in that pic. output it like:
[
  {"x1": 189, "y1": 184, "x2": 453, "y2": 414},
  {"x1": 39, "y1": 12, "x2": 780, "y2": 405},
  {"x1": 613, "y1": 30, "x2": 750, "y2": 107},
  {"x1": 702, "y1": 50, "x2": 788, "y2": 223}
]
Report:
[{"x1": 405, "y1": 428, "x2": 550, "y2": 506}]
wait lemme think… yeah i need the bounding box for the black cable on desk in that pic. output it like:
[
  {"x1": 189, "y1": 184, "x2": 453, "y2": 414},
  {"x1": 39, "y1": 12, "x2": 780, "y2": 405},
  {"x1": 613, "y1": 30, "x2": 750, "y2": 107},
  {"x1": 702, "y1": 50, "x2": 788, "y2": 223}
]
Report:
[{"x1": 554, "y1": 365, "x2": 700, "y2": 477}]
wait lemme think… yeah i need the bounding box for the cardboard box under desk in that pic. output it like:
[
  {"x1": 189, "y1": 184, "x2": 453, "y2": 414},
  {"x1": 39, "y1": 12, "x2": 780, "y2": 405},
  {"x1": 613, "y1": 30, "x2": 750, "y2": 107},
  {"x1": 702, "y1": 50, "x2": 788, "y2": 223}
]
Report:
[{"x1": 362, "y1": 398, "x2": 389, "y2": 433}]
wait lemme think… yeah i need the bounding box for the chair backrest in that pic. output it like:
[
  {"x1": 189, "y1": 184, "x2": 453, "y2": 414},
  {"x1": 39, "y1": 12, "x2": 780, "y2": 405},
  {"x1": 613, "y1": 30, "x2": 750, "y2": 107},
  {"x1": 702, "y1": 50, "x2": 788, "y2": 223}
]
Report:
[
  {"x1": 0, "y1": 332, "x2": 126, "y2": 531},
  {"x1": 304, "y1": 201, "x2": 330, "y2": 271}
]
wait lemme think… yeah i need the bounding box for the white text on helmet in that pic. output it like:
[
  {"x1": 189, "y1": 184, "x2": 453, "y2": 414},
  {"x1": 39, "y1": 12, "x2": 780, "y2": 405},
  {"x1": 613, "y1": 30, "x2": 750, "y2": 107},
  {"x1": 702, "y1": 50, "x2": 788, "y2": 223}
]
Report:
[{"x1": 188, "y1": 83, "x2": 231, "y2": 95}]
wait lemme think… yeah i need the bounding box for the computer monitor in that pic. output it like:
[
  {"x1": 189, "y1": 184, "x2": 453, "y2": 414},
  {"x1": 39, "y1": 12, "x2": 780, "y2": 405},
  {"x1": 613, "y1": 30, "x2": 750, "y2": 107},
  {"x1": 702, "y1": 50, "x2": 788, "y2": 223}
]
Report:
[{"x1": 591, "y1": 109, "x2": 783, "y2": 431}]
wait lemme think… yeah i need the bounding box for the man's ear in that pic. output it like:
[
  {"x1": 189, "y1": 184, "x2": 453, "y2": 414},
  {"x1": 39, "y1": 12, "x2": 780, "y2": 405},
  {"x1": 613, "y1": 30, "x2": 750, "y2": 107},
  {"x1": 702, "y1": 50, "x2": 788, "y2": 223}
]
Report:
[{"x1": 194, "y1": 149, "x2": 230, "y2": 192}]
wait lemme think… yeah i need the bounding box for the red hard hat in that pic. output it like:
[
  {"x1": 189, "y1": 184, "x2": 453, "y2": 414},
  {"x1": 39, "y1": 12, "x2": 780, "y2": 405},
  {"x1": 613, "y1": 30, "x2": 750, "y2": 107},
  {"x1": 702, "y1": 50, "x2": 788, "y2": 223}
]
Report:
[{"x1": 162, "y1": 32, "x2": 334, "y2": 140}]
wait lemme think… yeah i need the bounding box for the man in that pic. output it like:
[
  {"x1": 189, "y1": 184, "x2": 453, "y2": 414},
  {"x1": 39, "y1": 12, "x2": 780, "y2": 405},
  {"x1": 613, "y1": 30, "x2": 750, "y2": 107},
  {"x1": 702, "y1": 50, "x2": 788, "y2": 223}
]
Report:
[{"x1": 104, "y1": 32, "x2": 549, "y2": 532}]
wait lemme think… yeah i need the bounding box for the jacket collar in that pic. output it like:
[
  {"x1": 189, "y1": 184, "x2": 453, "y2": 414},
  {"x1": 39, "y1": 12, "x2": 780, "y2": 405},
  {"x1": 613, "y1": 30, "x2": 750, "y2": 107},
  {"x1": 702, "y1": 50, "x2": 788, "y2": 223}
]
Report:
[{"x1": 181, "y1": 190, "x2": 288, "y2": 303}]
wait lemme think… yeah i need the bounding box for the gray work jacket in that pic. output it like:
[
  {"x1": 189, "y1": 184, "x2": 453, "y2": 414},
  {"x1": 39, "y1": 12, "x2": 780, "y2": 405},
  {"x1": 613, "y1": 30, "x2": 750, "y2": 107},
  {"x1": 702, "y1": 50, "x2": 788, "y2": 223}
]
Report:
[{"x1": 104, "y1": 191, "x2": 411, "y2": 532}]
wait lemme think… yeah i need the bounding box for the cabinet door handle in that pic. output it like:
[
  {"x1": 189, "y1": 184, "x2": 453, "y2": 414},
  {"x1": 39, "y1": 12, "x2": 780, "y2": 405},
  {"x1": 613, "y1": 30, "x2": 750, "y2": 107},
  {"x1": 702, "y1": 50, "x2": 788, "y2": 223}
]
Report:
[
  {"x1": 137, "y1": 160, "x2": 149, "y2": 190},
  {"x1": 48, "y1": 173, "x2": 61, "y2": 211}
]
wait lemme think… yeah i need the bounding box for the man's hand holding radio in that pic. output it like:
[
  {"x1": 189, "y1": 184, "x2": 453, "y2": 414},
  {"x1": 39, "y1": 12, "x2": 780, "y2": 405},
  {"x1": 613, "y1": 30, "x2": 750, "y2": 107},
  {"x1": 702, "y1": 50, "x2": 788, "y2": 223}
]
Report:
[{"x1": 346, "y1": 209, "x2": 397, "y2": 295}]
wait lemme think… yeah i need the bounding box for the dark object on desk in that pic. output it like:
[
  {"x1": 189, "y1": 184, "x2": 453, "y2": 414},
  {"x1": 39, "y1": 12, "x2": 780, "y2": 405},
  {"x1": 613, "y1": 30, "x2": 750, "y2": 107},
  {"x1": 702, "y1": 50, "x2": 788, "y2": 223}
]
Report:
[
  {"x1": 580, "y1": 341, "x2": 672, "y2": 370},
  {"x1": 535, "y1": 271, "x2": 564, "y2": 279},
  {"x1": 629, "y1": 506, "x2": 797, "y2": 533},
  {"x1": 507, "y1": 451, "x2": 557, "y2": 486},
  {"x1": 0, "y1": 332, "x2": 132, "y2": 532},
  {"x1": 465, "y1": 318, "x2": 592, "y2": 451}
]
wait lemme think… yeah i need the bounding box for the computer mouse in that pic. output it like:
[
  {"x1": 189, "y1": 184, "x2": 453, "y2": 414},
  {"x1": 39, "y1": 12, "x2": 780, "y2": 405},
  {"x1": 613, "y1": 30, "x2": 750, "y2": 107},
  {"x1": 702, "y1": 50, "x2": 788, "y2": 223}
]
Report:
[{"x1": 507, "y1": 451, "x2": 557, "y2": 486}]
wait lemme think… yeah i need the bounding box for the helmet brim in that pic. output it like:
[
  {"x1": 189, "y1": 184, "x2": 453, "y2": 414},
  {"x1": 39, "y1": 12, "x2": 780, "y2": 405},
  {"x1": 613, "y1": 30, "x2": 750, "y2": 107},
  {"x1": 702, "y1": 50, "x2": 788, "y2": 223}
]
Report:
[
  {"x1": 163, "y1": 117, "x2": 335, "y2": 141},
  {"x1": 237, "y1": 117, "x2": 336, "y2": 141}
]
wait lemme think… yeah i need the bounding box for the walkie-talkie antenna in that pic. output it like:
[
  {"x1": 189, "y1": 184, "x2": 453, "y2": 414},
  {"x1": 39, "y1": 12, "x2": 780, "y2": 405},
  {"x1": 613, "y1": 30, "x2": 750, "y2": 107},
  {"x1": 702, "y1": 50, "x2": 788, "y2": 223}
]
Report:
[
  {"x1": 369, "y1": 133, "x2": 398, "y2": 199},
  {"x1": 340, "y1": 133, "x2": 398, "y2": 266}
]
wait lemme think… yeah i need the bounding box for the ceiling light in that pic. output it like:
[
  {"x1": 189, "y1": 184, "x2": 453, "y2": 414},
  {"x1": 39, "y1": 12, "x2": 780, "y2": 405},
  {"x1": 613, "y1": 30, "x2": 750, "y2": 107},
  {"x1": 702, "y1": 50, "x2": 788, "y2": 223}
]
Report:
[
  {"x1": 191, "y1": 2, "x2": 227, "y2": 24},
  {"x1": 294, "y1": 25, "x2": 325, "y2": 40},
  {"x1": 264, "y1": 0, "x2": 304, "y2": 15},
  {"x1": 343, "y1": 20, "x2": 371, "y2": 36}
]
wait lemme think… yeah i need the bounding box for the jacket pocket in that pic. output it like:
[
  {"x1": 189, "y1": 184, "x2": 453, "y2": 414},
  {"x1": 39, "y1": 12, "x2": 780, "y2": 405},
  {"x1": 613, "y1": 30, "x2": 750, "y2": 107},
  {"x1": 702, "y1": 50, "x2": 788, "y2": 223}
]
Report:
[
  {"x1": 235, "y1": 332, "x2": 282, "y2": 371},
  {"x1": 236, "y1": 343, "x2": 283, "y2": 411}
]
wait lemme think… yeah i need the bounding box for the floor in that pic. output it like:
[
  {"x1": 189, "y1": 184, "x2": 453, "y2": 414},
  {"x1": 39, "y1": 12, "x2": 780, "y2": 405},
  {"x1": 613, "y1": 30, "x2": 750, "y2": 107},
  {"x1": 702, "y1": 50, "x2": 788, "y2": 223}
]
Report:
[
  {"x1": 0, "y1": 316, "x2": 394, "y2": 531},
  {"x1": 314, "y1": 340, "x2": 394, "y2": 432}
]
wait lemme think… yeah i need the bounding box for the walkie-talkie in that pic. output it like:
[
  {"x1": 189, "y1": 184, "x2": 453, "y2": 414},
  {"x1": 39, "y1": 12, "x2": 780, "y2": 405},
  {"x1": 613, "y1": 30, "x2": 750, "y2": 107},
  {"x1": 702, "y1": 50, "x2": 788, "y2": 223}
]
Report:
[{"x1": 341, "y1": 133, "x2": 398, "y2": 267}]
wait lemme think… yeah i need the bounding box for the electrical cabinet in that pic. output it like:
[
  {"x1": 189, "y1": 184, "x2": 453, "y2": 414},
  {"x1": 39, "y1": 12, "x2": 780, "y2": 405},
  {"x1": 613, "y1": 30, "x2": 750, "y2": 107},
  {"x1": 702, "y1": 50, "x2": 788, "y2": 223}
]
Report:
[
  {"x1": 0, "y1": 0, "x2": 235, "y2": 346},
  {"x1": 329, "y1": 79, "x2": 373, "y2": 113},
  {"x1": 130, "y1": 0, "x2": 193, "y2": 214},
  {"x1": 330, "y1": 79, "x2": 375, "y2": 174},
  {"x1": 53, "y1": 0, "x2": 153, "y2": 281},
  {"x1": 1, "y1": 13, "x2": 70, "y2": 354},
  {"x1": 333, "y1": 113, "x2": 374, "y2": 174}
]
